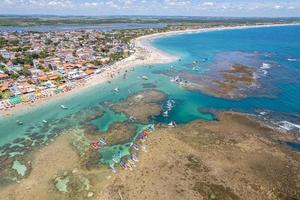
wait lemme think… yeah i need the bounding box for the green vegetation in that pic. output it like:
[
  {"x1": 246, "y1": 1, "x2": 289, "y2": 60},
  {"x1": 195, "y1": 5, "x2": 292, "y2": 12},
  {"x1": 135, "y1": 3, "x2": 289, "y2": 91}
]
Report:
[
  {"x1": 0, "y1": 16, "x2": 299, "y2": 27},
  {"x1": 1, "y1": 90, "x2": 12, "y2": 99},
  {"x1": 19, "y1": 68, "x2": 31, "y2": 77},
  {"x1": 90, "y1": 60, "x2": 103, "y2": 66},
  {"x1": 110, "y1": 52, "x2": 123, "y2": 61},
  {"x1": 0, "y1": 56, "x2": 7, "y2": 63},
  {"x1": 12, "y1": 51, "x2": 49, "y2": 66},
  {"x1": 0, "y1": 37, "x2": 8, "y2": 48},
  {"x1": 9, "y1": 73, "x2": 19, "y2": 80},
  {"x1": 0, "y1": 37, "x2": 20, "y2": 48}
]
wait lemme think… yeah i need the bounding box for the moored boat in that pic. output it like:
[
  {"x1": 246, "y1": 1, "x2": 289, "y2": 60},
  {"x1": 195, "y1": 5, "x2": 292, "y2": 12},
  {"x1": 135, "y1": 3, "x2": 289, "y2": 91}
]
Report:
[{"x1": 60, "y1": 105, "x2": 68, "y2": 109}]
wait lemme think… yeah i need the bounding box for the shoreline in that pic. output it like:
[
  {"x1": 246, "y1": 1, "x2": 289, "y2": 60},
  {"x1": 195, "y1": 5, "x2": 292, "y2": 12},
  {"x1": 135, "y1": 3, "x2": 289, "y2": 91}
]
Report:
[
  {"x1": 1, "y1": 22, "x2": 300, "y2": 116},
  {"x1": 0, "y1": 29, "x2": 177, "y2": 116}
]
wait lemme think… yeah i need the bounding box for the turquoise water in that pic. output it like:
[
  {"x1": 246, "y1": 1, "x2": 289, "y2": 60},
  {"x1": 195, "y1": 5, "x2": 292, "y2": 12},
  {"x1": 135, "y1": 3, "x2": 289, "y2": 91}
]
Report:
[{"x1": 1, "y1": 25, "x2": 300, "y2": 159}]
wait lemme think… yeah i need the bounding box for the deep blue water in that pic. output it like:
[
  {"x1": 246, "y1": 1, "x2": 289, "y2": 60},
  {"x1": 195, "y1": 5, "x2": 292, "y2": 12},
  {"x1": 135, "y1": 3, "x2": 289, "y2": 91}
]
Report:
[
  {"x1": 1, "y1": 25, "x2": 300, "y2": 160},
  {"x1": 152, "y1": 25, "x2": 300, "y2": 123}
]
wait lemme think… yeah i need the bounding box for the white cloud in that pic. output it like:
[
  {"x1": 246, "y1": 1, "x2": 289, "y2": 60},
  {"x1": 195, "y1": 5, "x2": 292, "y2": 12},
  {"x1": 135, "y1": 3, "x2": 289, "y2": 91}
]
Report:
[
  {"x1": 0, "y1": 0, "x2": 299, "y2": 17},
  {"x1": 202, "y1": 2, "x2": 215, "y2": 7},
  {"x1": 82, "y1": 2, "x2": 99, "y2": 8},
  {"x1": 164, "y1": 0, "x2": 191, "y2": 6},
  {"x1": 274, "y1": 5, "x2": 281, "y2": 9},
  {"x1": 47, "y1": 0, "x2": 72, "y2": 8}
]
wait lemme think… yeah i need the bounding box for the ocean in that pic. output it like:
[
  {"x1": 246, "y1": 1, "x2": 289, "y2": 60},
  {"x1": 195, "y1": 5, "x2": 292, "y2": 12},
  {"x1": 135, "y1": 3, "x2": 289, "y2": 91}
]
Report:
[{"x1": 0, "y1": 25, "x2": 300, "y2": 164}]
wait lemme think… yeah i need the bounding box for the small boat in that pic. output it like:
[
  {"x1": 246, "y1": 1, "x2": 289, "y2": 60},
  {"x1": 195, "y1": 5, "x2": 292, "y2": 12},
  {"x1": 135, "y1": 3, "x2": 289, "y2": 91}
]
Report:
[
  {"x1": 142, "y1": 76, "x2": 149, "y2": 80},
  {"x1": 130, "y1": 154, "x2": 139, "y2": 162},
  {"x1": 162, "y1": 111, "x2": 169, "y2": 117},
  {"x1": 112, "y1": 157, "x2": 119, "y2": 163},
  {"x1": 17, "y1": 120, "x2": 23, "y2": 125},
  {"x1": 60, "y1": 105, "x2": 68, "y2": 109},
  {"x1": 114, "y1": 87, "x2": 119, "y2": 92},
  {"x1": 42, "y1": 120, "x2": 48, "y2": 123},
  {"x1": 99, "y1": 138, "x2": 107, "y2": 145},
  {"x1": 168, "y1": 121, "x2": 177, "y2": 127},
  {"x1": 129, "y1": 116, "x2": 136, "y2": 122},
  {"x1": 128, "y1": 159, "x2": 136, "y2": 167},
  {"x1": 126, "y1": 163, "x2": 133, "y2": 171},
  {"x1": 109, "y1": 164, "x2": 116, "y2": 173},
  {"x1": 90, "y1": 141, "x2": 101, "y2": 150},
  {"x1": 133, "y1": 143, "x2": 139, "y2": 151},
  {"x1": 120, "y1": 161, "x2": 127, "y2": 169}
]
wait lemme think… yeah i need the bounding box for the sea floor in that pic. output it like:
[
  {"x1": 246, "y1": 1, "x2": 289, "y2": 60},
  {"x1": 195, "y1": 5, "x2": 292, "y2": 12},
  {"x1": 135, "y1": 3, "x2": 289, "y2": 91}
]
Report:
[{"x1": 0, "y1": 112, "x2": 299, "y2": 200}]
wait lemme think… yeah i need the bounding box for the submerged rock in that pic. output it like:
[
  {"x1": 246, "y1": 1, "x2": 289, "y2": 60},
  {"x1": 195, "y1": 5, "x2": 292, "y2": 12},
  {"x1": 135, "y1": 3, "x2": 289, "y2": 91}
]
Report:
[{"x1": 112, "y1": 89, "x2": 166, "y2": 123}]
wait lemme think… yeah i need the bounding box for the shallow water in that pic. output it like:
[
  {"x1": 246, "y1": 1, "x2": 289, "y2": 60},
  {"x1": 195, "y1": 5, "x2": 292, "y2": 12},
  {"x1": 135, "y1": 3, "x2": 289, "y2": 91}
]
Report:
[
  {"x1": 12, "y1": 160, "x2": 27, "y2": 177},
  {"x1": 1, "y1": 25, "x2": 300, "y2": 162}
]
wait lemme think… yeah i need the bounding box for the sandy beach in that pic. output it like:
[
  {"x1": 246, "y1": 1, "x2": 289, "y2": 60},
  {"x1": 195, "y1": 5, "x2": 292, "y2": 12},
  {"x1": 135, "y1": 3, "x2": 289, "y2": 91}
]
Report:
[
  {"x1": 0, "y1": 29, "x2": 177, "y2": 116},
  {"x1": 1, "y1": 22, "x2": 300, "y2": 116}
]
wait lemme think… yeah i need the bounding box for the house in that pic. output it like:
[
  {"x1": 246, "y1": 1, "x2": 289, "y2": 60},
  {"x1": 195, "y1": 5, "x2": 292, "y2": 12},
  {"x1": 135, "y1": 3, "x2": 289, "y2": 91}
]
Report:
[
  {"x1": 8, "y1": 64, "x2": 23, "y2": 71},
  {"x1": 84, "y1": 68, "x2": 96, "y2": 75},
  {"x1": 44, "y1": 58, "x2": 61, "y2": 71},
  {"x1": 67, "y1": 69, "x2": 86, "y2": 80},
  {"x1": 0, "y1": 49, "x2": 11, "y2": 59},
  {"x1": 0, "y1": 73, "x2": 9, "y2": 80},
  {"x1": 0, "y1": 83, "x2": 9, "y2": 92},
  {"x1": 41, "y1": 81, "x2": 55, "y2": 88}
]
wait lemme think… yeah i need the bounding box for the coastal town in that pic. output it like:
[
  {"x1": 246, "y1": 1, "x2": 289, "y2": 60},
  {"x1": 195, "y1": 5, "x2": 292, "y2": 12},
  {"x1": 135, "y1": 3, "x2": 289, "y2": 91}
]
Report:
[
  {"x1": 0, "y1": 12, "x2": 300, "y2": 200},
  {"x1": 1, "y1": 20, "x2": 297, "y2": 113},
  {"x1": 0, "y1": 28, "x2": 164, "y2": 111}
]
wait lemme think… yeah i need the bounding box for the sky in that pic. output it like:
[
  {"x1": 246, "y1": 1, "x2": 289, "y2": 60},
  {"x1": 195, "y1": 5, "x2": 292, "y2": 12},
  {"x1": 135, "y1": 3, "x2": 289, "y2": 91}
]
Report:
[{"x1": 0, "y1": 0, "x2": 300, "y2": 17}]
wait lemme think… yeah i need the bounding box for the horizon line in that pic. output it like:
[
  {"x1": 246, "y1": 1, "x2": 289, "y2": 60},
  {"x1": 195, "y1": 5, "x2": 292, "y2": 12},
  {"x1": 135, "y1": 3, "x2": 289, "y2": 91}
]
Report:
[{"x1": 0, "y1": 14, "x2": 300, "y2": 19}]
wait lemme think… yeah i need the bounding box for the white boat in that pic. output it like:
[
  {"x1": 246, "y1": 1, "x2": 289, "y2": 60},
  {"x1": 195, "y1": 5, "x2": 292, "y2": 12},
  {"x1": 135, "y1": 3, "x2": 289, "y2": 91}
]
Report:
[
  {"x1": 99, "y1": 138, "x2": 107, "y2": 145},
  {"x1": 142, "y1": 76, "x2": 149, "y2": 80},
  {"x1": 168, "y1": 122, "x2": 174, "y2": 127},
  {"x1": 42, "y1": 120, "x2": 48, "y2": 123},
  {"x1": 162, "y1": 111, "x2": 168, "y2": 117},
  {"x1": 114, "y1": 87, "x2": 119, "y2": 92},
  {"x1": 168, "y1": 121, "x2": 177, "y2": 127},
  {"x1": 129, "y1": 116, "x2": 136, "y2": 122},
  {"x1": 109, "y1": 164, "x2": 116, "y2": 173},
  {"x1": 133, "y1": 144, "x2": 139, "y2": 151},
  {"x1": 60, "y1": 105, "x2": 68, "y2": 109},
  {"x1": 261, "y1": 63, "x2": 271, "y2": 69}
]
